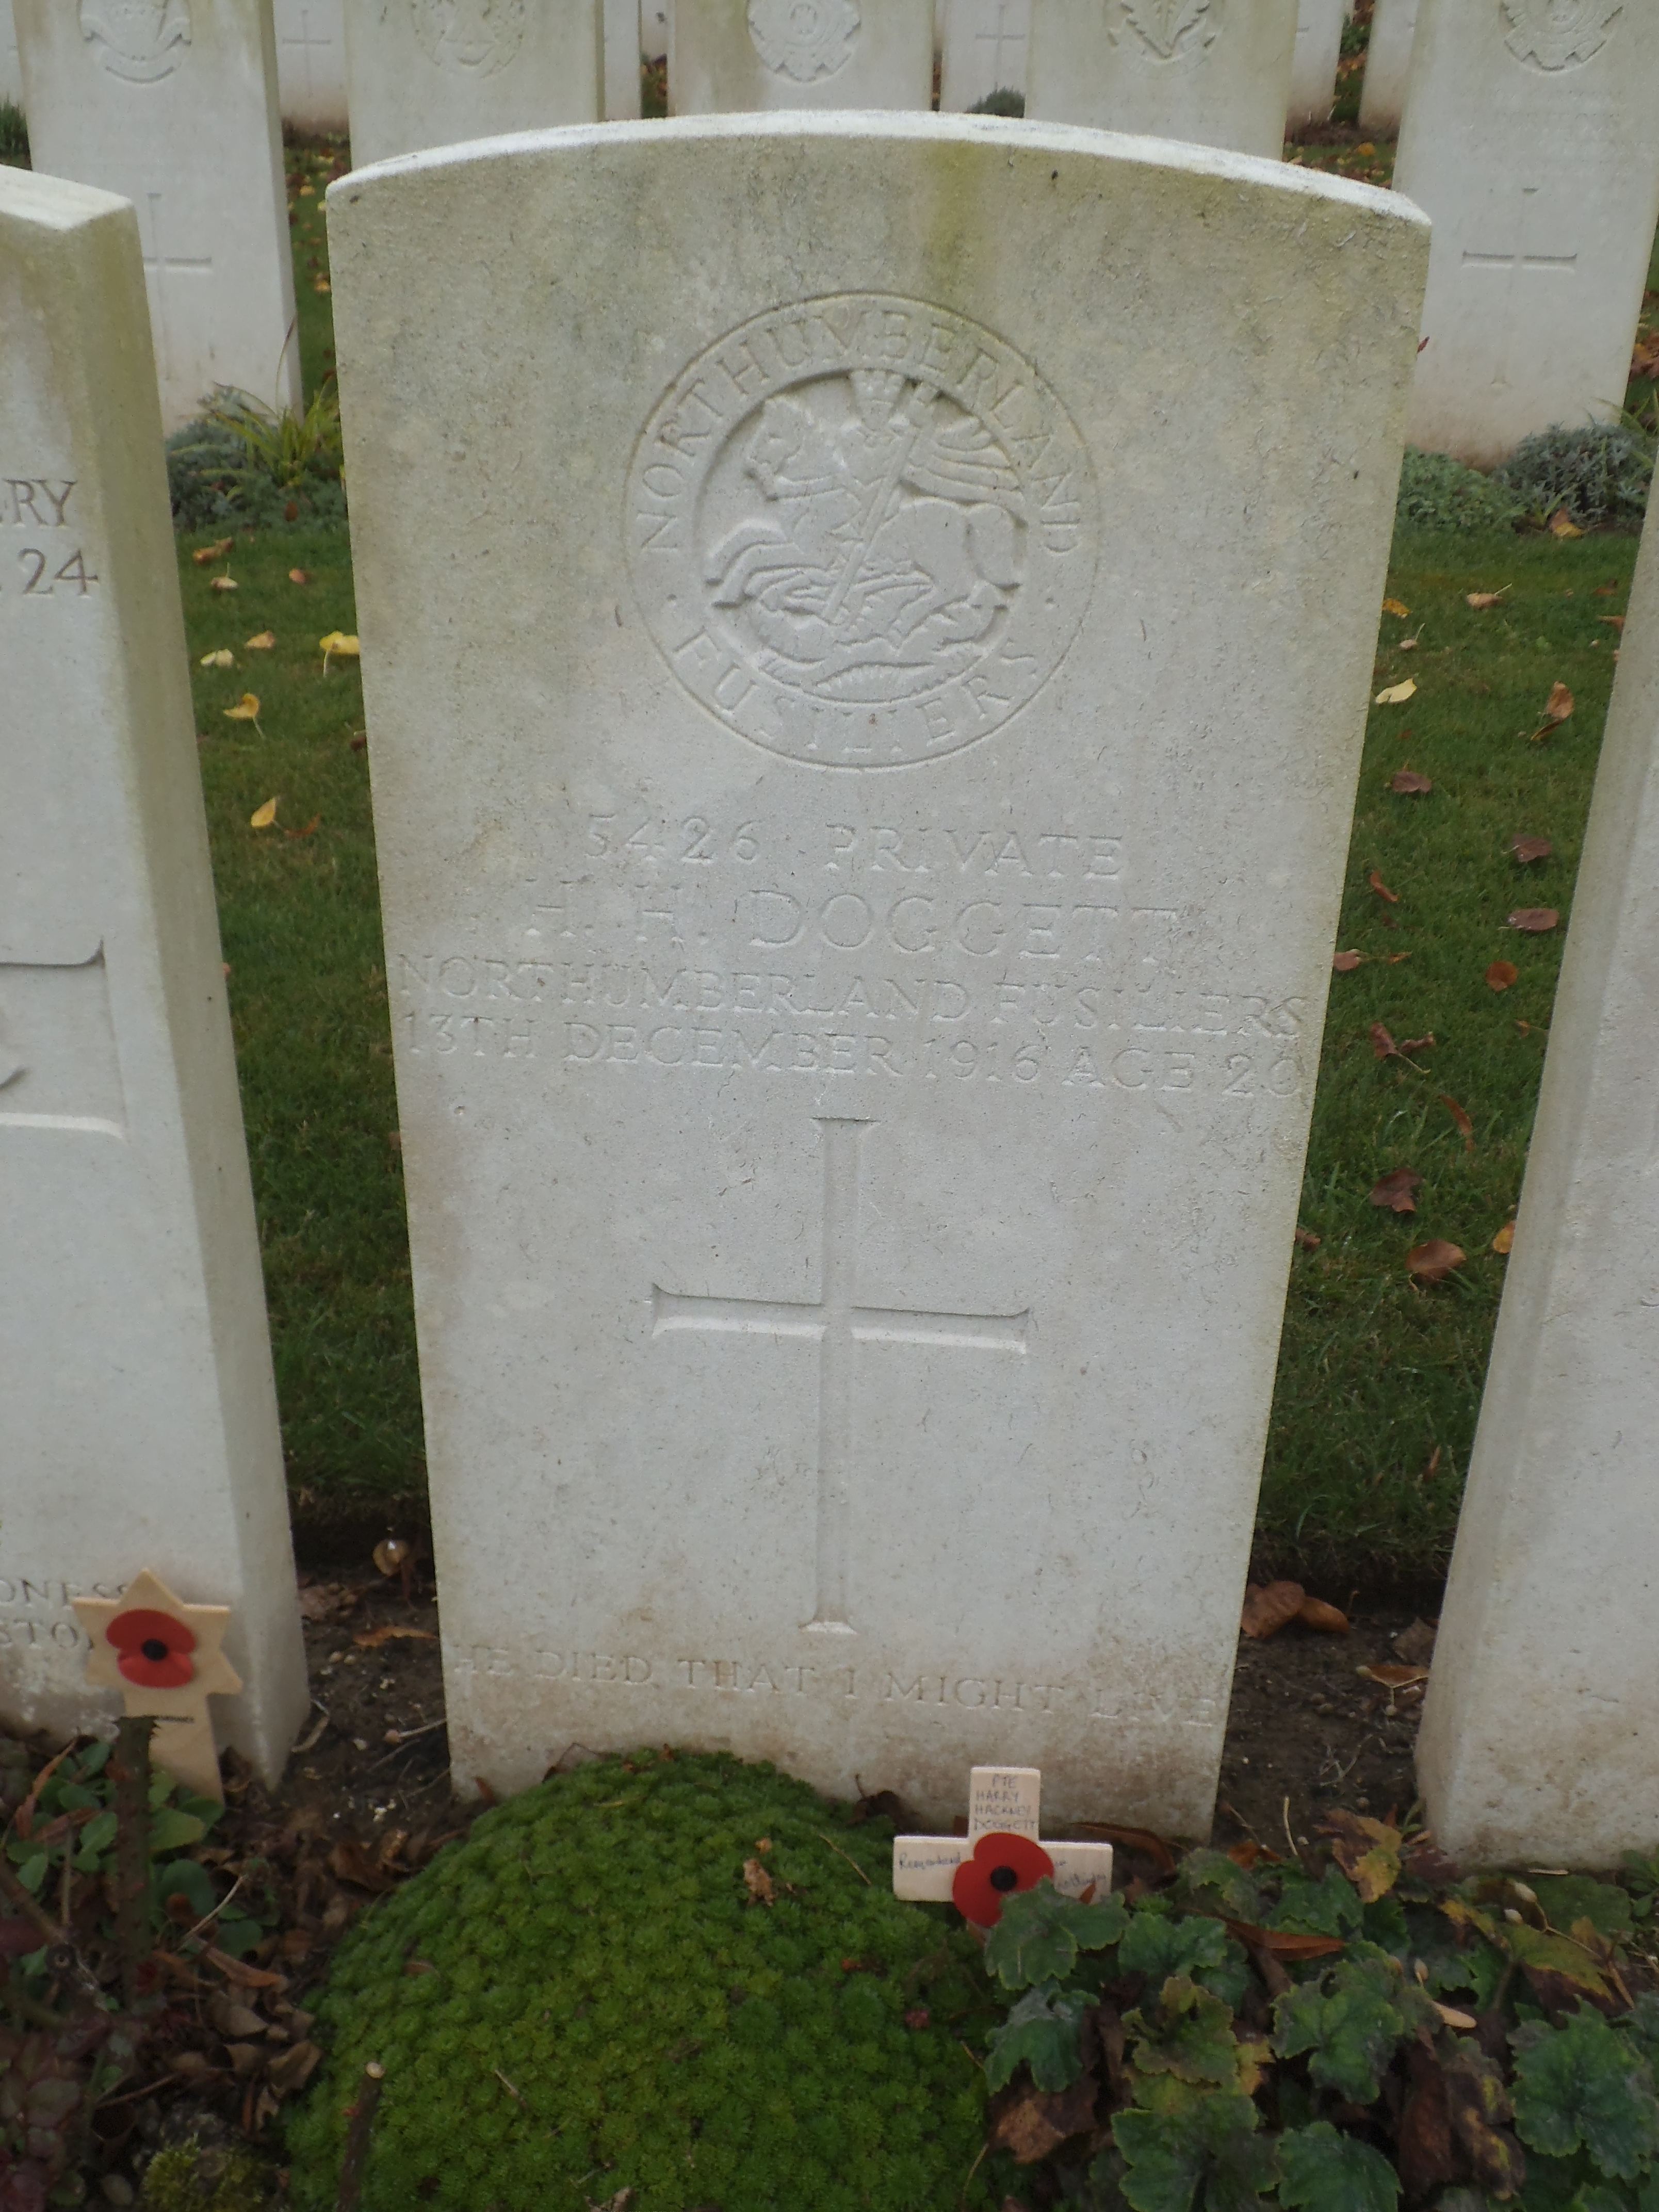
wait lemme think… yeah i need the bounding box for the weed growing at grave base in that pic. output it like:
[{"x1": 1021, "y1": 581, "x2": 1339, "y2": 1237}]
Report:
[
  {"x1": 0, "y1": 99, "x2": 27, "y2": 165},
  {"x1": 1256, "y1": 525, "x2": 1640, "y2": 1582},
  {"x1": 285, "y1": 1752, "x2": 1002, "y2": 2211}
]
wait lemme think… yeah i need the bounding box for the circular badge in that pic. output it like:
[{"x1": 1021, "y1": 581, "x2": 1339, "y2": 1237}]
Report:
[
  {"x1": 627, "y1": 295, "x2": 1097, "y2": 770},
  {"x1": 410, "y1": 0, "x2": 526, "y2": 76}
]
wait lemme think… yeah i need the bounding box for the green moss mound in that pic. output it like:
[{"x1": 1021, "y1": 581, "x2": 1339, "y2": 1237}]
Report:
[{"x1": 286, "y1": 1751, "x2": 998, "y2": 2211}]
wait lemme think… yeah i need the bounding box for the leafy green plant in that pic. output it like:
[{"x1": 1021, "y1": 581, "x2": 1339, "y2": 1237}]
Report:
[
  {"x1": 0, "y1": 98, "x2": 27, "y2": 162},
  {"x1": 168, "y1": 383, "x2": 346, "y2": 531},
  {"x1": 968, "y1": 89, "x2": 1026, "y2": 115},
  {"x1": 1494, "y1": 419, "x2": 1654, "y2": 529},
  {"x1": 1394, "y1": 448, "x2": 1526, "y2": 533}
]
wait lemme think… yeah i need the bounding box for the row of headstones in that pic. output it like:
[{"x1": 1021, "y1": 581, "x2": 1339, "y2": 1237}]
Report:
[{"x1": 4, "y1": 94, "x2": 1656, "y2": 1875}]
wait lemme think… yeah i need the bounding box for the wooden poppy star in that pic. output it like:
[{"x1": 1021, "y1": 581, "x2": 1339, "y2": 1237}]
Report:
[
  {"x1": 74, "y1": 1569, "x2": 242, "y2": 1802},
  {"x1": 892, "y1": 1766, "x2": 1114, "y2": 1928}
]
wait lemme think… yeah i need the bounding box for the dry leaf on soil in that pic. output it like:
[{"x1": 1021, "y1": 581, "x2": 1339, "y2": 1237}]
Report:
[
  {"x1": 1508, "y1": 908, "x2": 1558, "y2": 933},
  {"x1": 249, "y1": 798, "x2": 279, "y2": 828},
  {"x1": 1298, "y1": 1596, "x2": 1349, "y2": 1635},
  {"x1": 1466, "y1": 589, "x2": 1509, "y2": 610},
  {"x1": 1321, "y1": 1810, "x2": 1404, "y2": 1902},
  {"x1": 1440, "y1": 1095, "x2": 1475, "y2": 1152},
  {"x1": 1376, "y1": 679, "x2": 1418, "y2": 705},
  {"x1": 1510, "y1": 834, "x2": 1552, "y2": 864},
  {"x1": 1381, "y1": 597, "x2": 1410, "y2": 618},
  {"x1": 352, "y1": 1623, "x2": 436, "y2": 1648},
  {"x1": 1492, "y1": 1221, "x2": 1516, "y2": 1255},
  {"x1": 199, "y1": 648, "x2": 234, "y2": 669},
  {"x1": 246, "y1": 630, "x2": 275, "y2": 650},
  {"x1": 1240, "y1": 1581, "x2": 1305, "y2": 1639},
  {"x1": 1391, "y1": 769, "x2": 1433, "y2": 794},
  {"x1": 1369, "y1": 870, "x2": 1401, "y2": 903},
  {"x1": 990, "y1": 2074, "x2": 1099, "y2": 2164},
  {"x1": 1359, "y1": 1663, "x2": 1430, "y2": 1690},
  {"x1": 1370, "y1": 1166, "x2": 1424, "y2": 1214},
  {"x1": 1407, "y1": 1239, "x2": 1466, "y2": 1283},
  {"x1": 1486, "y1": 960, "x2": 1519, "y2": 991}
]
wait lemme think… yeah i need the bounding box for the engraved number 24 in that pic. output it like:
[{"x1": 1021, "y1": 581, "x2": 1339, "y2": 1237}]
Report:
[{"x1": 15, "y1": 547, "x2": 98, "y2": 596}]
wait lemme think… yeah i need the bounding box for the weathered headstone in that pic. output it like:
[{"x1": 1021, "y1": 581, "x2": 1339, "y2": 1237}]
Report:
[
  {"x1": 14, "y1": 0, "x2": 299, "y2": 433},
  {"x1": 1394, "y1": 0, "x2": 1659, "y2": 465},
  {"x1": 275, "y1": 0, "x2": 348, "y2": 131},
  {"x1": 329, "y1": 115, "x2": 1427, "y2": 1831},
  {"x1": 893, "y1": 1765, "x2": 1114, "y2": 1910},
  {"x1": 1, "y1": 3, "x2": 22, "y2": 112},
  {"x1": 1286, "y1": 0, "x2": 1343, "y2": 126},
  {"x1": 669, "y1": 0, "x2": 933, "y2": 112},
  {"x1": 1416, "y1": 512, "x2": 1659, "y2": 1867},
  {"x1": 940, "y1": 0, "x2": 1029, "y2": 112},
  {"x1": 1357, "y1": 0, "x2": 1416, "y2": 133},
  {"x1": 1026, "y1": 0, "x2": 1299, "y2": 155},
  {"x1": 642, "y1": 0, "x2": 667, "y2": 62},
  {"x1": 605, "y1": 0, "x2": 642, "y2": 117},
  {"x1": 0, "y1": 168, "x2": 307, "y2": 1779},
  {"x1": 342, "y1": 0, "x2": 603, "y2": 170}
]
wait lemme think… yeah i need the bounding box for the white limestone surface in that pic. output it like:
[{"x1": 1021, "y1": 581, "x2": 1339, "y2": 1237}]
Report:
[
  {"x1": 1357, "y1": 0, "x2": 1415, "y2": 132},
  {"x1": 1395, "y1": 0, "x2": 1659, "y2": 466},
  {"x1": 1416, "y1": 512, "x2": 1659, "y2": 1868},
  {"x1": 341, "y1": 0, "x2": 602, "y2": 169},
  {"x1": 1, "y1": 3, "x2": 21, "y2": 111},
  {"x1": 1286, "y1": 0, "x2": 1343, "y2": 125},
  {"x1": 327, "y1": 114, "x2": 1427, "y2": 1833},
  {"x1": 669, "y1": 0, "x2": 932, "y2": 111},
  {"x1": 940, "y1": 0, "x2": 1029, "y2": 112},
  {"x1": 606, "y1": 0, "x2": 642, "y2": 116},
  {"x1": 1027, "y1": 0, "x2": 1298, "y2": 156},
  {"x1": 14, "y1": 0, "x2": 299, "y2": 431},
  {"x1": 275, "y1": 0, "x2": 348, "y2": 129},
  {"x1": 0, "y1": 169, "x2": 307, "y2": 1781},
  {"x1": 643, "y1": 0, "x2": 667, "y2": 62}
]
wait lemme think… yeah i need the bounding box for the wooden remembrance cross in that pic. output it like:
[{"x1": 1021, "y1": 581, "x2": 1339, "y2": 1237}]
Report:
[
  {"x1": 652, "y1": 1115, "x2": 1030, "y2": 1632},
  {"x1": 893, "y1": 1765, "x2": 1114, "y2": 1923}
]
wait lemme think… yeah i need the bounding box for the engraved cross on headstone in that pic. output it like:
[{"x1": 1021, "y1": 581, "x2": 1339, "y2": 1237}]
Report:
[
  {"x1": 973, "y1": 0, "x2": 1029, "y2": 90},
  {"x1": 652, "y1": 1117, "x2": 1029, "y2": 1634},
  {"x1": 1460, "y1": 184, "x2": 1577, "y2": 391},
  {"x1": 892, "y1": 1765, "x2": 1114, "y2": 1913},
  {"x1": 138, "y1": 191, "x2": 212, "y2": 392},
  {"x1": 278, "y1": 4, "x2": 335, "y2": 102}
]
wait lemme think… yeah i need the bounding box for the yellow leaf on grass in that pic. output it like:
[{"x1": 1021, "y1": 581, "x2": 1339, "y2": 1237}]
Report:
[
  {"x1": 1381, "y1": 597, "x2": 1410, "y2": 618},
  {"x1": 1466, "y1": 588, "x2": 1509, "y2": 610},
  {"x1": 314, "y1": 277, "x2": 332, "y2": 295},
  {"x1": 1548, "y1": 509, "x2": 1584, "y2": 540},
  {"x1": 250, "y1": 798, "x2": 278, "y2": 828},
  {"x1": 1493, "y1": 1221, "x2": 1516, "y2": 1255},
  {"x1": 224, "y1": 693, "x2": 261, "y2": 722},
  {"x1": 199, "y1": 648, "x2": 235, "y2": 669},
  {"x1": 320, "y1": 630, "x2": 361, "y2": 672},
  {"x1": 1375, "y1": 679, "x2": 1417, "y2": 705},
  {"x1": 209, "y1": 575, "x2": 238, "y2": 593},
  {"x1": 192, "y1": 536, "x2": 234, "y2": 565},
  {"x1": 245, "y1": 630, "x2": 275, "y2": 650}
]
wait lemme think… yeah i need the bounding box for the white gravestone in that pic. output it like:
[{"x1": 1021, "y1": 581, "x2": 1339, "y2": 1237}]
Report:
[
  {"x1": 1286, "y1": 0, "x2": 1343, "y2": 126},
  {"x1": 940, "y1": 0, "x2": 1029, "y2": 112},
  {"x1": 341, "y1": 0, "x2": 603, "y2": 170},
  {"x1": 1417, "y1": 511, "x2": 1659, "y2": 1868},
  {"x1": 893, "y1": 1765, "x2": 1114, "y2": 1907},
  {"x1": 275, "y1": 0, "x2": 348, "y2": 131},
  {"x1": 669, "y1": 0, "x2": 933, "y2": 113},
  {"x1": 1357, "y1": 0, "x2": 1416, "y2": 133},
  {"x1": 0, "y1": 169, "x2": 308, "y2": 1780},
  {"x1": 1026, "y1": 0, "x2": 1299, "y2": 157},
  {"x1": 327, "y1": 113, "x2": 1427, "y2": 1832},
  {"x1": 1, "y1": 2, "x2": 22, "y2": 111},
  {"x1": 1395, "y1": 0, "x2": 1659, "y2": 467},
  {"x1": 606, "y1": 0, "x2": 642, "y2": 116},
  {"x1": 643, "y1": 0, "x2": 667, "y2": 62},
  {"x1": 14, "y1": 0, "x2": 300, "y2": 433}
]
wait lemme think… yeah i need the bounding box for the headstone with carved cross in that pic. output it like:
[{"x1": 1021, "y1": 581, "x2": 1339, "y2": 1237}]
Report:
[
  {"x1": 74, "y1": 1571, "x2": 244, "y2": 1802},
  {"x1": 0, "y1": 2, "x2": 22, "y2": 111},
  {"x1": 893, "y1": 1766, "x2": 1113, "y2": 1924},
  {"x1": 1393, "y1": 0, "x2": 1659, "y2": 465},
  {"x1": 670, "y1": 0, "x2": 933, "y2": 113},
  {"x1": 939, "y1": 0, "x2": 1028, "y2": 113},
  {"x1": 1027, "y1": 0, "x2": 1298, "y2": 154},
  {"x1": 326, "y1": 110, "x2": 1426, "y2": 1831},
  {"x1": 13, "y1": 0, "x2": 299, "y2": 431},
  {"x1": 0, "y1": 168, "x2": 307, "y2": 1779},
  {"x1": 341, "y1": 0, "x2": 602, "y2": 171},
  {"x1": 274, "y1": 0, "x2": 348, "y2": 131}
]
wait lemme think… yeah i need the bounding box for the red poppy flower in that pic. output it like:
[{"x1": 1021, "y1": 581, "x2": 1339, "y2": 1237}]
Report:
[
  {"x1": 106, "y1": 1607, "x2": 197, "y2": 1689},
  {"x1": 951, "y1": 1831, "x2": 1054, "y2": 1928}
]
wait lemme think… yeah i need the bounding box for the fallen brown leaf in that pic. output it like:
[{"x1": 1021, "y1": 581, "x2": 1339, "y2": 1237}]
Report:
[
  {"x1": 284, "y1": 814, "x2": 323, "y2": 840},
  {"x1": 1548, "y1": 509, "x2": 1584, "y2": 540},
  {"x1": 990, "y1": 2073, "x2": 1099, "y2": 2164},
  {"x1": 1381, "y1": 597, "x2": 1410, "y2": 618},
  {"x1": 1297, "y1": 1596, "x2": 1349, "y2": 1634},
  {"x1": 1492, "y1": 1221, "x2": 1515, "y2": 1255},
  {"x1": 1399, "y1": 2048, "x2": 1459, "y2": 2199},
  {"x1": 1332, "y1": 949, "x2": 1364, "y2": 972},
  {"x1": 1486, "y1": 960, "x2": 1519, "y2": 991},
  {"x1": 1359, "y1": 1663, "x2": 1430, "y2": 1689},
  {"x1": 267, "y1": 2041, "x2": 322, "y2": 2097},
  {"x1": 1393, "y1": 1618, "x2": 1437, "y2": 1666},
  {"x1": 1466, "y1": 589, "x2": 1509, "y2": 610},
  {"x1": 1440, "y1": 1095, "x2": 1475, "y2": 1152},
  {"x1": 742, "y1": 1857, "x2": 775, "y2": 1905},
  {"x1": 1399, "y1": 1034, "x2": 1436, "y2": 1055},
  {"x1": 330, "y1": 1839, "x2": 401, "y2": 1893},
  {"x1": 1370, "y1": 1166, "x2": 1424, "y2": 1214},
  {"x1": 1224, "y1": 1921, "x2": 1345, "y2": 1959},
  {"x1": 288, "y1": 568, "x2": 311, "y2": 584},
  {"x1": 206, "y1": 1947, "x2": 286, "y2": 1989},
  {"x1": 1241, "y1": 1580, "x2": 1305, "y2": 1639},
  {"x1": 1600, "y1": 614, "x2": 1625, "y2": 630},
  {"x1": 1369, "y1": 870, "x2": 1400, "y2": 903},
  {"x1": 1529, "y1": 680, "x2": 1574, "y2": 740},
  {"x1": 1293, "y1": 1227, "x2": 1322, "y2": 1250},
  {"x1": 1508, "y1": 908, "x2": 1558, "y2": 933},
  {"x1": 353, "y1": 1623, "x2": 436, "y2": 1648},
  {"x1": 193, "y1": 538, "x2": 234, "y2": 564},
  {"x1": 1510, "y1": 834, "x2": 1552, "y2": 864},
  {"x1": 245, "y1": 630, "x2": 275, "y2": 650},
  {"x1": 1391, "y1": 769, "x2": 1433, "y2": 795},
  {"x1": 209, "y1": 575, "x2": 238, "y2": 593},
  {"x1": 1321, "y1": 1810, "x2": 1404, "y2": 1902},
  {"x1": 1407, "y1": 1239, "x2": 1466, "y2": 1283}
]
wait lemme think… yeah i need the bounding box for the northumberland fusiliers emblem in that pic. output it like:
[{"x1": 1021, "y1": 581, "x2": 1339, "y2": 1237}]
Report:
[
  {"x1": 79, "y1": 0, "x2": 191, "y2": 81},
  {"x1": 409, "y1": 0, "x2": 526, "y2": 76},
  {"x1": 747, "y1": 0, "x2": 860, "y2": 80},
  {"x1": 1500, "y1": 0, "x2": 1620, "y2": 68},
  {"x1": 628, "y1": 296, "x2": 1097, "y2": 769}
]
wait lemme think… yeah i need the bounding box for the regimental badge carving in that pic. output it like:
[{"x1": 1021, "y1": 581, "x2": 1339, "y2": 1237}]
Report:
[
  {"x1": 1118, "y1": 0, "x2": 1219, "y2": 62},
  {"x1": 747, "y1": 0, "x2": 860, "y2": 80},
  {"x1": 1500, "y1": 0, "x2": 1620, "y2": 69},
  {"x1": 78, "y1": 0, "x2": 191, "y2": 82},
  {"x1": 628, "y1": 296, "x2": 1096, "y2": 769},
  {"x1": 408, "y1": 0, "x2": 526, "y2": 75}
]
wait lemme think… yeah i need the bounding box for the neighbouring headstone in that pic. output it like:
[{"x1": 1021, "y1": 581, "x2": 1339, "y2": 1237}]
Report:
[
  {"x1": 605, "y1": 0, "x2": 642, "y2": 116},
  {"x1": 1, "y1": 2, "x2": 22, "y2": 112},
  {"x1": 1286, "y1": 0, "x2": 1343, "y2": 126},
  {"x1": 342, "y1": 0, "x2": 603, "y2": 170},
  {"x1": 669, "y1": 0, "x2": 933, "y2": 113},
  {"x1": 1416, "y1": 510, "x2": 1659, "y2": 1867},
  {"x1": 14, "y1": 0, "x2": 300, "y2": 433},
  {"x1": 642, "y1": 0, "x2": 667, "y2": 62},
  {"x1": 328, "y1": 114, "x2": 1427, "y2": 1831},
  {"x1": 940, "y1": 0, "x2": 1029, "y2": 112},
  {"x1": 275, "y1": 0, "x2": 348, "y2": 130},
  {"x1": 1026, "y1": 0, "x2": 1298, "y2": 156},
  {"x1": 1357, "y1": 0, "x2": 1416, "y2": 132},
  {"x1": 0, "y1": 168, "x2": 308, "y2": 1780},
  {"x1": 1393, "y1": 0, "x2": 1659, "y2": 465},
  {"x1": 893, "y1": 1765, "x2": 1114, "y2": 1914}
]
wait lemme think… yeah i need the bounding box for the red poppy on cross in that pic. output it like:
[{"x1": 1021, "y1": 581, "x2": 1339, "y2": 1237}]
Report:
[
  {"x1": 891, "y1": 1766, "x2": 1115, "y2": 1927},
  {"x1": 74, "y1": 1568, "x2": 243, "y2": 1802}
]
